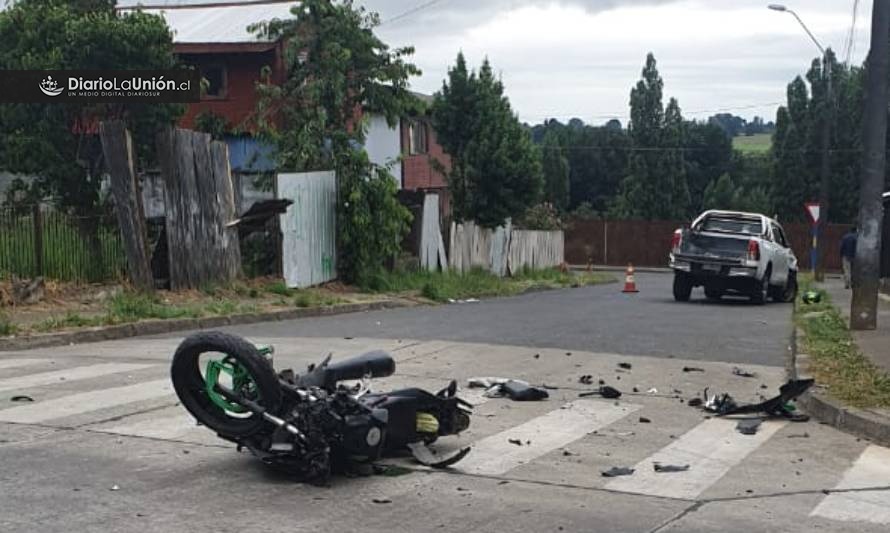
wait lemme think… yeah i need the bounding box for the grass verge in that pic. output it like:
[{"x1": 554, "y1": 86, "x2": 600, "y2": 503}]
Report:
[
  {"x1": 363, "y1": 267, "x2": 615, "y2": 303},
  {"x1": 795, "y1": 280, "x2": 890, "y2": 408}
]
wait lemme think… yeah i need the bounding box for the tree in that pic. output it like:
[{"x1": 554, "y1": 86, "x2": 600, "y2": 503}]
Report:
[
  {"x1": 702, "y1": 173, "x2": 736, "y2": 210},
  {"x1": 541, "y1": 131, "x2": 569, "y2": 210},
  {"x1": 0, "y1": 0, "x2": 182, "y2": 261},
  {"x1": 432, "y1": 55, "x2": 543, "y2": 227},
  {"x1": 253, "y1": 0, "x2": 415, "y2": 283},
  {"x1": 684, "y1": 121, "x2": 733, "y2": 213},
  {"x1": 612, "y1": 53, "x2": 690, "y2": 220}
]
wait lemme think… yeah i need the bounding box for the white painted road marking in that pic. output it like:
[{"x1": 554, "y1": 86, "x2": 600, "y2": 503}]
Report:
[
  {"x1": 458, "y1": 400, "x2": 640, "y2": 476},
  {"x1": 0, "y1": 379, "x2": 173, "y2": 424},
  {"x1": 811, "y1": 445, "x2": 890, "y2": 524},
  {"x1": 99, "y1": 412, "x2": 203, "y2": 440},
  {"x1": 0, "y1": 363, "x2": 155, "y2": 393},
  {"x1": 0, "y1": 359, "x2": 50, "y2": 371},
  {"x1": 605, "y1": 418, "x2": 786, "y2": 500}
]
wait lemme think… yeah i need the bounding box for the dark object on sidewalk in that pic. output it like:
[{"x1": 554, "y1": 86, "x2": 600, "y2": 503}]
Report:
[
  {"x1": 508, "y1": 439, "x2": 523, "y2": 446},
  {"x1": 732, "y1": 367, "x2": 757, "y2": 378},
  {"x1": 618, "y1": 363, "x2": 633, "y2": 370},
  {"x1": 10, "y1": 395, "x2": 34, "y2": 402},
  {"x1": 638, "y1": 417, "x2": 652, "y2": 424},
  {"x1": 687, "y1": 398, "x2": 703, "y2": 407},
  {"x1": 407, "y1": 442, "x2": 472, "y2": 469},
  {"x1": 683, "y1": 367, "x2": 705, "y2": 373},
  {"x1": 719, "y1": 379, "x2": 815, "y2": 421},
  {"x1": 579, "y1": 386, "x2": 622, "y2": 399},
  {"x1": 654, "y1": 464, "x2": 690, "y2": 473},
  {"x1": 787, "y1": 432, "x2": 810, "y2": 439},
  {"x1": 500, "y1": 381, "x2": 549, "y2": 401},
  {"x1": 372, "y1": 498, "x2": 392, "y2": 504},
  {"x1": 736, "y1": 419, "x2": 762, "y2": 435},
  {"x1": 579, "y1": 375, "x2": 594, "y2": 385},
  {"x1": 802, "y1": 291, "x2": 822, "y2": 304},
  {"x1": 601, "y1": 467, "x2": 635, "y2": 477}
]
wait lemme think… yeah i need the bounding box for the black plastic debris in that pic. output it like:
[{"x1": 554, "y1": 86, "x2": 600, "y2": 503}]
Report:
[
  {"x1": 683, "y1": 366, "x2": 705, "y2": 373},
  {"x1": 10, "y1": 395, "x2": 34, "y2": 402},
  {"x1": 787, "y1": 432, "x2": 810, "y2": 439},
  {"x1": 601, "y1": 467, "x2": 635, "y2": 478},
  {"x1": 372, "y1": 498, "x2": 392, "y2": 504},
  {"x1": 533, "y1": 354, "x2": 540, "y2": 359},
  {"x1": 732, "y1": 367, "x2": 757, "y2": 378},
  {"x1": 638, "y1": 417, "x2": 652, "y2": 424},
  {"x1": 508, "y1": 439, "x2": 523, "y2": 446},
  {"x1": 736, "y1": 419, "x2": 762, "y2": 435},
  {"x1": 407, "y1": 442, "x2": 471, "y2": 469},
  {"x1": 618, "y1": 363, "x2": 633, "y2": 370},
  {"x1": 703, "y1": 388, "x2": 739, "y2": 415},
  {"x1": 632, "y1": 387, "x2": 640, "y2": 393},
  {"x1": 579, "y1": 386, "x2": 622, "y2": 399},
  {"x1": 579, "y1": 375, "x2": 594, "y2": 385},
  {"x1": 654, "y1": 464, "x2": 690, "y2": 473},
  {"x1": 687, "y1": 398, "x2": 703, "y2": 407},
  {"x1": 500, "y1": 381, "x2": 549, "y2": 401},
  {"x1": 719, "y1": 379, "x2": 815, "y2": 421}
]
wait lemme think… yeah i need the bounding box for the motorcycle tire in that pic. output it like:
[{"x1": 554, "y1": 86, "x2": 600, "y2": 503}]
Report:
[{"x1": 171, "y1": 331, "x2": 281, "y2": 439}]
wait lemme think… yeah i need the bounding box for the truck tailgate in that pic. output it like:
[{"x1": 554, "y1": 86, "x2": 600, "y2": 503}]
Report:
[{"x1": 678, "y1": 232, "x2": 749, "y2": 261}]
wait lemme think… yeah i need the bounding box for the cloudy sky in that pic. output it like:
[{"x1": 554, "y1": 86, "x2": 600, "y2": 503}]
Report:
[{"x1": 123, "y1": 0, "x2": 874, "y2": 125}]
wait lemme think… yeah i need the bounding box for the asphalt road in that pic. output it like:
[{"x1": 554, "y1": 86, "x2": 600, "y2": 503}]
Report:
[
  {"x1": 207, "y1": 272, "x2": 792, "y2": 366},
  {"x1": 4, "y1": 272, "x2": 887, "y2": 532}
]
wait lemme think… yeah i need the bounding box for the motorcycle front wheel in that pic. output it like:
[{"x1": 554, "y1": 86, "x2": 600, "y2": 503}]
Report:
[{"x1": 171, "y1": 331, "x2": 281, "y2": 438}]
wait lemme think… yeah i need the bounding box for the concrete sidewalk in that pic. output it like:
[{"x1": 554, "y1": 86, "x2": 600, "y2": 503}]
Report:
[{"x1": 821, "y1": 279, "x2": 890, "y2": 374}]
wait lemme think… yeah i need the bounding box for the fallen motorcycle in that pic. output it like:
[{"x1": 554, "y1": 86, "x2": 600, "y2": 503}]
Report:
[{"x1": 171, "y1": 331, "x2": 472, "y2": 480}]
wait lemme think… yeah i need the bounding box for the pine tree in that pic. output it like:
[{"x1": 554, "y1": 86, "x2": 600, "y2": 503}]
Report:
[
  {"x1": 433, "y1": 56, "x2": 542, "y2": 227},
  {"x1": 541, "y1": 130, "x2": 570, "y2": 211}
]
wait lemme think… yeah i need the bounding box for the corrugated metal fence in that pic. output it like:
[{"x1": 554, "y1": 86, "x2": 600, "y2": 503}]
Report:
[
  {"x1": 449, "y1": 220, "x2": 564, "y2": 276},
  {"x1": 565, "y1": 219, "x2": 852, "y2": 272},
  {"x1": 0, "y1": 205, "x2": 125, "y2": 282},
  {"x1": 277, "y1": 171, "x2": 337, "y2": 288}
]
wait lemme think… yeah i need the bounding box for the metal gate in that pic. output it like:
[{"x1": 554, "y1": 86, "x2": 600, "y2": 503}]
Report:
[{"x1": 277, "y1": 171, "x2": 337, "y2": 288}]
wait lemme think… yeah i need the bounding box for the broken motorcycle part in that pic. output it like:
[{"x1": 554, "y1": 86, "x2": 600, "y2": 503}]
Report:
[
  {"x1": 601, "y1": 467, "x2": 635, "y2": 477},
  {"x1": 499, "y1": 381, "x2": 549, "y2": 401},
  {"x1": 10, "y1": 395, "x2": 34, "y2": 402},
  {"x1": 171, "y1": 331, "x2": 472, "y2": 481},
  {"x1": 407, "y1": 442, "x2": 471, "y2": 469},
  {"x1": 682, "y1": 367, "x2": 705, "y2": 373},
  {"x1": 579, "y1": 385, "x2": 622, "y2": 399},
  {"x1": 654, "y1": 464, "x2": 690, "y2": 473},
  {"x1": 735, "y1": 418, "x2": 762, "y2": 435},
  {"x1": 732, "y1": 367, "x2": 757, "y2": 378},
  {"x1": 718, "y1": 379, "x2": 815, "y2": 420}
]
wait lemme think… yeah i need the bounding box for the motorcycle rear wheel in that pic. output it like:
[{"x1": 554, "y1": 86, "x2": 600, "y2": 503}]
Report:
[{"x1": 171, "y1": 331, "x2": 281, "y2": 439}]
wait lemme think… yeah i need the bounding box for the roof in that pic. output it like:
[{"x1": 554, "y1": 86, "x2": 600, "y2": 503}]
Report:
[{"x1": 120, "y1": 2, "x2": 295, "y2": 44}]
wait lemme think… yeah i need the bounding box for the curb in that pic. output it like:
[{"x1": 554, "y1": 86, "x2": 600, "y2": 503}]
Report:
[
  {"x1": 569, "y1": 265, "x2": 671, "y2": 274},
  {"x1": 788, "y1": 325, "x2": 890, "y2": 446},
  {"x1": 0, "y1": 300, "x2": 413, "y2": 353}
]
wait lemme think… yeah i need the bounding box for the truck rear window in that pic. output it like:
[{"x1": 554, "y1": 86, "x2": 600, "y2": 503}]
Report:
[{"x1": 697, "y1": 216, "x2": 763, "y2": 236}]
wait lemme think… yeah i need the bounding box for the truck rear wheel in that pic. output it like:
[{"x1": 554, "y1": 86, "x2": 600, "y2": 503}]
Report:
[
  {"x1": 673, "y1": 273, "x2": 693, "y2": 302},
  {"x1": 751, "y1": 269, "x2": 770, "y2": 305}
]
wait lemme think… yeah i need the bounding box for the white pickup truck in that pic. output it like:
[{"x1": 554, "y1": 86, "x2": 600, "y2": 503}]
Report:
[{"x1": 669, "y1": 210, "x2": 798, "y2": 304}]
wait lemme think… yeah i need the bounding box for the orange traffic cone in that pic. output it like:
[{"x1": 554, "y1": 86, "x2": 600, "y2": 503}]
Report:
[{"x1": 622, "y1": 264, "x2": 639, "y2": 293}]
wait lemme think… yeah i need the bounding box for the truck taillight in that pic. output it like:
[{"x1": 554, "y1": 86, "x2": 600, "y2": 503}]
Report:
[
  {"x1": 747, "y1": 240, "x2": 760, "y2": 262},
  {"x1": 671, "y1": 230, "x2": 682, "y2": 253}
]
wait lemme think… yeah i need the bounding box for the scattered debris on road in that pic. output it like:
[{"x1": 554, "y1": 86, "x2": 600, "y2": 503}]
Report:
[
  {"x1": 703, "y1": 388, "x2": 739, "y2": 415},
  {"x1": 601, "y1": 467, "x2": 635, "y2": 477},
  {"x1": 407, "y1": 442, "x2": 472, "y2": 469},
  {"x1": 618, "y1": 362, "x2": 633, "y2": 370},
  {"x1": 787, "y1": 432, "x2": 810, "y2": 439},
  {"x1": 469, "y1": 377, "x2": 548, "y2": 401},
  {"x1": 562, "y1": 449, "x2": 578, "y2": 456},
  {"x1": 732, "y1": 367, "x2": 758, "y2": 378},
  {"x1": 687, "y1": 398, "x2": 703, "y2": 407},
  {"x1": 654, "y1": 464, "x2": 690, "y2": 473},
  {"x1": 638, "y1": 416, "x2": 651, "y2": 424},
  {"x1": 109, "y1": 485, "x2": 120, "y2": 491},
  {"x1": 579, "y1": 375, "x2": 594, "y2": 385},
  {"x1": 508, "y1": 439, "x2": 523, "y2": 446},
  {"x1": 10, "y1": 395, "x2": 34, "y2": 402},
  {"x1": 683, "y1": 366, "x2": 705, "y2": 373},
  {"x1": 579, "y1": 385, "x2": 622, "y2": 399},
  {"x1": 736, "y1": 419, "x2": 762, "y2": 435},
  {"x1": 718, "y1": 379, "x2": 814, "y2": 421},
  {"x1": 647, "y1": 388, "x2": 658, "y2": 394},
  {"x1": 372, "y1": 498, "x2": 392, "y2": 504}
]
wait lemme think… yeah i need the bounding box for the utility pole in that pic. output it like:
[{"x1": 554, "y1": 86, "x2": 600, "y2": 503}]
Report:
[
  {"x1": 851, "y1": 0, "x2": 890, "y2": 331},
  {"x1": 768, "y1": 4, "x2": 832, "y2": 280},
  {"x1": 816, "y1": 51, "x2": 832, "y2": 282}
]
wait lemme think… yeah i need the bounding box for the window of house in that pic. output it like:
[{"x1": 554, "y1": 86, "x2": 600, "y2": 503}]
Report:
[
  {"x1": 408, "y1": 120, "x2": 428, "y2": 155},
  {"x1": 201, "y1": 65, "x2": 227, "y2": 99}
]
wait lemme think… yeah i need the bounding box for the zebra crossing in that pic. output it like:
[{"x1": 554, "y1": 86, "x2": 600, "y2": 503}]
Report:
[{"x1": 1, "y1": 354, "x2": 889, "y2": 528}]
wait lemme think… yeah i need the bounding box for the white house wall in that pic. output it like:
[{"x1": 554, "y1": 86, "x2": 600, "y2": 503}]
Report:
[{"x1": 365, "y1": 114, "x2": 402, "y2": 185}]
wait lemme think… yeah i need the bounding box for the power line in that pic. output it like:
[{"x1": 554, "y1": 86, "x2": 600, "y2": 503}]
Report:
[
  {"x1": 379, "y1": 0, "x2": 445, "y2": 26},
  {"x1": 842, "y1": 0, "x2": 860, "y2": 64},
  {"x1": 115, "y1": 0, "x2": 294, "y2": 10}
]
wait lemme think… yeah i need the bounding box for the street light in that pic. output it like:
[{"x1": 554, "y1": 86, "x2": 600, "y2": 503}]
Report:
[{"x1": 769, "y1": 3, "x2": 832, "y2": 282}]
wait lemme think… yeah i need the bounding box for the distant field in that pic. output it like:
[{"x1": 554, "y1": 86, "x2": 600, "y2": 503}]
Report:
[{"x1": 733, "y1": 133, "x2": 772, "y2": 154}]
